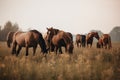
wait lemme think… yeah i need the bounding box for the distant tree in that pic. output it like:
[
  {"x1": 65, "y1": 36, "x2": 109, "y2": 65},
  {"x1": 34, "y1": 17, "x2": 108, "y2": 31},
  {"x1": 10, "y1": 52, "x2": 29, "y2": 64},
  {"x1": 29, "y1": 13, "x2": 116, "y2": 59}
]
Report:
[
  {"x1": 0, "y1": 26, "x2": 2, "y2": 40},
  {"x1": 0, "y1": 21, "x2": 20, "y2": 41},
  {"x1": 12, "y1": 23, "x2": 19, "y2": 31}
]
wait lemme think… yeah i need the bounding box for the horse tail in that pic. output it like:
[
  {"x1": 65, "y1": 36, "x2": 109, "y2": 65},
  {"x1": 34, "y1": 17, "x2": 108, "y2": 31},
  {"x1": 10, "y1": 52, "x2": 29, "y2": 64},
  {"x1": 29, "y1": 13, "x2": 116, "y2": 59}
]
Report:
[{"x1": 6, "y1": 32, "x2": 15, "y2": 48}]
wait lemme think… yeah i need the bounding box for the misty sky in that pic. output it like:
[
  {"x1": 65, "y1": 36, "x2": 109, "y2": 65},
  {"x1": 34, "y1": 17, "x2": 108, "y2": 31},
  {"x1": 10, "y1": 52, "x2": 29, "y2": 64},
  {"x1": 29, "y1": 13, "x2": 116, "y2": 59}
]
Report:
[{"x1": 0, "y1": 0, "x2": 120, "y2": 34}]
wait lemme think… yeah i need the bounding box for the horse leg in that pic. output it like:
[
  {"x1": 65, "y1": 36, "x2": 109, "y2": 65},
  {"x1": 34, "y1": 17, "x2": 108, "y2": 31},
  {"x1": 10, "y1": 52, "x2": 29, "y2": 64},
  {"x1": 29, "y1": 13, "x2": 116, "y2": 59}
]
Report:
[
  {"x1": 90, "y1": 42, "x2": 93, "y2": 48},
  {"x1": 12, "y1": 41, "x2": 17, "y2": 55},
  {"x1": 55, "y1": 47, "x2": 58, "y2": 55},
  {"x1": 83, "y1": 42, "x2": 86, "y2": 47},
  {"x1": 77, "y1": 43, "x2": 79, "y2": 47},
  {"x1": 33, "y1": 46, "x2": 37, "y2": 56},
  {"x1": 80, "y1": 42, "x2": 81, "y2": 47},
  {"x1": 65, "y1": 46, "x2": 67, "y2": 52},
  {"x1": 59, "y1": 47, "x2": 62, "y2": 54},
  {"x1": 86, "y1": 42, "x2": 89, "y2": 48},
  {"x1": 26, "y1": 46, "x2": 29, "y2": 56},
  {"x1": 108, "y1": 44, "x2": 111, "y2": 49},
  {"x1": 101, "y1": 43, "x2": 103, "y2": 48},
  {"x1": 16, "y1": 46, "x2": 22, "y2": 56},
  {"x1": 90, "y1": 44, "x2": 92, "y2": 48},
  {"x1": 104, "y1": 44, "x2": 107, "y2": 49}
]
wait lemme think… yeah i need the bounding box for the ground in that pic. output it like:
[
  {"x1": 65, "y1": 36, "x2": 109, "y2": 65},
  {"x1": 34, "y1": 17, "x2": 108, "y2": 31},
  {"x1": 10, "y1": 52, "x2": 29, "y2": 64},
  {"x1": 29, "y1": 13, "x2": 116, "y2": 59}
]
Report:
[{"x1": 0, "y1": 42, "x2": 120, "y2": 80}]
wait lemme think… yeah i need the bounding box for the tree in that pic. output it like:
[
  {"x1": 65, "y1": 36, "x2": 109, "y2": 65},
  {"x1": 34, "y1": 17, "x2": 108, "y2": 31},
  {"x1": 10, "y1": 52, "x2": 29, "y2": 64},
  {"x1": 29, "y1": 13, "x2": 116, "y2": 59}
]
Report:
[
  {"x1": 0, "y1": 26, "x2": 2, "y2": 40},
  {"x1": 0, "y1": 21, "x2": 20, "y2": 41}
]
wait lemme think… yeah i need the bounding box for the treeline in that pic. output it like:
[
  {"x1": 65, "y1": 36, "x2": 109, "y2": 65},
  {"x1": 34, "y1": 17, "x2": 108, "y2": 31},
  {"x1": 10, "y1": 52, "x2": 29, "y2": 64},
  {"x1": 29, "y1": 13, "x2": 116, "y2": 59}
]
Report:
[{"x1": 0, "y1": 21, "x2": 20, "y2": 41}]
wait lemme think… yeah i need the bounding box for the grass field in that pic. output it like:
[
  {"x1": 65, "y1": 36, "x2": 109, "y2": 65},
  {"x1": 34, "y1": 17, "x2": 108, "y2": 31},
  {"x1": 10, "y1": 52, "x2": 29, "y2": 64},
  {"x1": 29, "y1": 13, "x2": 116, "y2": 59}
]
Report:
[{"x1": 0, "y1": 41, "x2": 120, "y2": 80}]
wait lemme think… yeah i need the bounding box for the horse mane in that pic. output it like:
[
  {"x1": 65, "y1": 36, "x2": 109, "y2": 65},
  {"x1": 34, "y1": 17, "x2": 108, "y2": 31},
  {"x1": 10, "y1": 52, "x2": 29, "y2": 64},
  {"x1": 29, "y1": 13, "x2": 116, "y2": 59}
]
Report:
[
  {"x1": 30, "y1": 30, "x2": 48, "y2": 53},
  {"x1": 29, "y1": 30, "x2": 43, "y2": 37},
  {"x1": 47, "y1": 27, "x2": 60, "y2": 35},
  {"x1": 53, "y1": 28, "x2": 60, "y2": 34}
]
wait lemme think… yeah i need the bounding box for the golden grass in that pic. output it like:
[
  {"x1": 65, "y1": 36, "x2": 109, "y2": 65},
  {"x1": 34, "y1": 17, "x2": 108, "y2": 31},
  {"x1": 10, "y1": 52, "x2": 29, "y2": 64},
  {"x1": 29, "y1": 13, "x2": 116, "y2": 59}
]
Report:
[{"x1": 0, "y1": 42, "x2": 120, "y2": 80}]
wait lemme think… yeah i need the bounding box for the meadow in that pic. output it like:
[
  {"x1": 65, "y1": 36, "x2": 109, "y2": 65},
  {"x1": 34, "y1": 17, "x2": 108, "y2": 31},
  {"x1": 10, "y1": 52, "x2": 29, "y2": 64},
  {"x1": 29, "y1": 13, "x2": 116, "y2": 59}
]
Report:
[{"x1": 0, "y1": 41, "x2": 120, "y2": 80}]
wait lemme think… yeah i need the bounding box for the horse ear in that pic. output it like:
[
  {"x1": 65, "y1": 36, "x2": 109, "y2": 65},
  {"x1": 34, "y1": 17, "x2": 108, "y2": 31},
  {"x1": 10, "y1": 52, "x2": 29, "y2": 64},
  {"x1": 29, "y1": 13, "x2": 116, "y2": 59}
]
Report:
[{"x1": 46, "y1": 27, "x2": 48, "y2": 30}]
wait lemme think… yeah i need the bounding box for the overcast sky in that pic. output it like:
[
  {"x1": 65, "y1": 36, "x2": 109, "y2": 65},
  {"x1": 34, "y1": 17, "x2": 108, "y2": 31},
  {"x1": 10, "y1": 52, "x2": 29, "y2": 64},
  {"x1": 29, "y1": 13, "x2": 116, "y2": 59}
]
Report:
[{"x1": 0, "y1": 0, "x2": 120, "y2": 34}]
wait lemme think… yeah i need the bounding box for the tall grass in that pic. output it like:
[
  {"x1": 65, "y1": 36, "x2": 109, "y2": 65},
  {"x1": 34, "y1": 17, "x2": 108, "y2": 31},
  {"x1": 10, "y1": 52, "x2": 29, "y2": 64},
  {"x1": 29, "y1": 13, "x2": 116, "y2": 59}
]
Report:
[{"x1": 0, "y1": 42, "x2": 120, "y2": 80}]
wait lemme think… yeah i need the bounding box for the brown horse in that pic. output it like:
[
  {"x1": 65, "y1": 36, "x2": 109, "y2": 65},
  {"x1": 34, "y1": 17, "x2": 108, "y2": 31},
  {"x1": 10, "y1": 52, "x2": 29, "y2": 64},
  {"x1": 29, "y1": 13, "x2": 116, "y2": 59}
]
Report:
[
  {"x1": 76, "y1": 34, "x2": 86, "y2": 47},
  {"x1": 46, "y1": 27, "x2": 59, "y2": 52},
  {"x1": 12, "y1": 30, "x2": 48, "y2": 56},
  {"x1": 86, "y1": 32, "x2": 99, "y2": 48},
  {"x1": 6, "y1": 31, "x2": 15, "y2": 48},
  {"x1": 97, "y1": 34, "x2": 112, "y2": 49},
  {"x1": 46, "y1": 27, "x2": 73, "y2": 54},
  {"x1": 51, "y1": 31, "x2": 74, "y2": 54}
]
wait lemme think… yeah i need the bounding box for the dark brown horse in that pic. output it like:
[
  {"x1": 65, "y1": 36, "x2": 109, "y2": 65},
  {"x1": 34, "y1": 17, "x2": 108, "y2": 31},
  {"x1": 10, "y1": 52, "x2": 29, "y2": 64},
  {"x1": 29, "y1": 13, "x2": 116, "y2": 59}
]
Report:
[
  {"x1": 6, "y1": 31, "x2": 15, "y2": 48},
  {"x1": 97, "y1": 34, "x2": 112, "y2": 49},
  {"x1": 12, "y1": 30, "x2": 48, "y2": 56},
  {"x1": 46, "y1": 27, "x2": 73, "y2": 54},
  {"x1": 76, "y1": 34, "x2": 86, "y2": 47},
  {"x1": 86, "y1": 32, "x2": 99, "y2": 48}
]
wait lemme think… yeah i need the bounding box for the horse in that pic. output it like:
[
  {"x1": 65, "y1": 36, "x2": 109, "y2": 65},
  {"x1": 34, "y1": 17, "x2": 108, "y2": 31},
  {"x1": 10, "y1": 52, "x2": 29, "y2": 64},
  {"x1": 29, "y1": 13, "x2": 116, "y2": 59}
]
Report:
[
  {"x1": 51, "y1": 31, "x2": 74, "y2": 54},
  {"x1": 96, "y1": 34, "x2": 112, "y2": 49},
  {"x1": 86, "y1": 32, "x2": 99, "y2": 48},
  {"x1": 46, "y1": 27, "x2": 73, "y2": 54},
  {"x1": 12, "y1": 30, "x2": 48, "y2": 56},
  {"x1": 76, "y1": 34, "x2": 86, "y2": 47},
  {"x1": 6, "y1": 31, "x2": 15, "y2": 48},
  {"x1": 46, "y1": 27, "x2": 60, "y2": 52}
]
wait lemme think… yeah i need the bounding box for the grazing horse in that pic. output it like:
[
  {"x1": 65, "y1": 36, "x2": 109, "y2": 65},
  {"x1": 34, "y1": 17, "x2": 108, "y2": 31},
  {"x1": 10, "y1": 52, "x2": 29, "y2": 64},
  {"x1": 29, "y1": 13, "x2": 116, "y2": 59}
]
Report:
[
  {"x1": 76, "y1": 34, "x2": 86, "y2": 47},
  {"x1": 46, "y1": 27, "x2": 73, "y2": 54},
  {"x1": 97, "y1": 34, "x2": 112, "y2": 49},
  {"x1": 12, "y1": 30, "x2": 48, "y2": 56},
  {"x1": 86, "y1": 32, "x2": 99, "y2": 48},
  {"x1": 6, "y1": 31, "x2": 15, "y2": 48}
]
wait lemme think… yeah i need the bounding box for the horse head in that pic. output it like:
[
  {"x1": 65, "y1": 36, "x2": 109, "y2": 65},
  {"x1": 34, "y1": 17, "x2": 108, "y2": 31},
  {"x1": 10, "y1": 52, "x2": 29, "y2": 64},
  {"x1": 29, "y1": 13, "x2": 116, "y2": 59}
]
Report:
[
  {"x1": 93, "y1": 32, "x2": 99, "y2": 40},
  {"x1": 46, "y1": 27, "x2": 60, "y2": 42},
  {"x1": 67, "y1": 41, "x2": 74, "y2": 53}
]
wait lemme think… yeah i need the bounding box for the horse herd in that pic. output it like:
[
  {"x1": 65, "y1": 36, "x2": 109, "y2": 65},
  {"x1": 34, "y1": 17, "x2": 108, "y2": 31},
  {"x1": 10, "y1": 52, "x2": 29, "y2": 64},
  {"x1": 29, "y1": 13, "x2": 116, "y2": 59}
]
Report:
[{"x1": 6, "y1": 27, "x2": 112, "y2": 56}]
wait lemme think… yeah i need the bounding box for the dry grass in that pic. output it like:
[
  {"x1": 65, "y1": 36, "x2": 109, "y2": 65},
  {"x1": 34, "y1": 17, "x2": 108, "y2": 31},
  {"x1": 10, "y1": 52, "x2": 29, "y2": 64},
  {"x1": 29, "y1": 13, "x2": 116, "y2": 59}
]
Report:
[{"x1": 0, "y1": 42, "x2": 120, "y2": 80}]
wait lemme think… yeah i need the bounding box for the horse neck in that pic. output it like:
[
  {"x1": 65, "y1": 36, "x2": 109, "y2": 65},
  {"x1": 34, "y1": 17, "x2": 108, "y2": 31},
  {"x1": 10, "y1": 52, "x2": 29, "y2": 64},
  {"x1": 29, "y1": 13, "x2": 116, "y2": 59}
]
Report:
[
  {"x1": 87, "y1": 34, "x2": 94, "y2": 40},
  {"x1": 94, "y1": 35, "x2": 99, "y2": 40},
  {"x1": 54, "y1": 29, "x2": 59, "y2": 34},
  {"x1": 50, "y1": 29, "x2": 60, "y2": 40}
]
